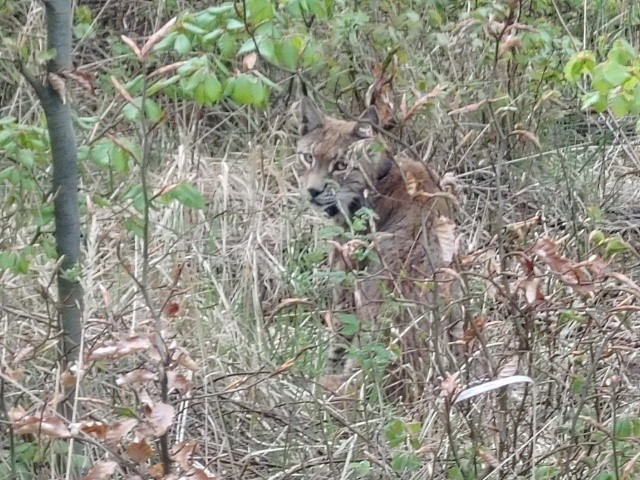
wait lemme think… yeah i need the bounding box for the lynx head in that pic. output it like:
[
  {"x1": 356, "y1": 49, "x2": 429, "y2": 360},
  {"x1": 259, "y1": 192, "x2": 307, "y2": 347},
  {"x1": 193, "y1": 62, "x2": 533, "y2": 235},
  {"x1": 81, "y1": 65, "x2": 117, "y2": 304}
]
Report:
[{"x1": 296, "y1": 98, "x2": 393, "y2": 224}]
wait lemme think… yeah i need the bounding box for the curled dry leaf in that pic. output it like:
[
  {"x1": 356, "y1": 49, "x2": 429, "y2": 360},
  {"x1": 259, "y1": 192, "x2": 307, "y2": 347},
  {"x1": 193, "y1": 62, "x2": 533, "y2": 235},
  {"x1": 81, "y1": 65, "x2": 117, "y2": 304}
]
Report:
[
  {"x1": 167, "y1": 370, "x2": 194, "y2": 395},
  {"x1": 242, "y1": 51, "x2": 258, "y2": 71},
  {"x1": 14, "y1": 414, "x2": 71, "y2": 438},
  {"x1": 117, "y1": 369, "x2": 158, "y2": 386},
  {"x1": 126, "y1": 440, "x2": 155, "y2": 463},
  {"x1": 60, "y1": 370, "x2": 76, "y2": 388},
  {"x1": 449, "y1": 99, "x2": 486, "y2": 116},
  {"x1": 478, "y1": 447, "x2": 499, "y2": 468},
  {"x1": 88, "y1": 335, "x2": 153, "y2": 361},
  {"x1": 498, "y1": 35, "x2": 522, "y2": 56},
  {"x1": 171, "y1": 440, "x2": 198, "y2": 471},
  {"x1": 140, "y1": 17, "x2": 177, "y2": 59},
  {"x1": 530, "y1": 237, "x2": 599, "y2": 295},
  {"x1": 76, "y1": 421, "x2": 109, "y2": 440},
  {"x1": 173, "y1": 349, "x2": 199, "y2": 372},
  {"x1": 435, "y1": 216, "x2": 456, "y2": 264},
  {"x1": 440, "y1": 372, "x2": 460, "y2": 398},
  {"x1": 142, "y1": 401, "x2": 175, "y2": 437},
  {"x1": 110, "y1": 76, "x2": 135, "y2": 104},
  {"x1": 82, "y1": 460, "x2": 118, "y2": 480},
  {"x1": 497, "y1": 355, "x2": 520, "y2": 379},
  {"x1": 510, "y1": 129, "x2": 541, "y2": 149},
  {"x1": 61, "y1": 68, "x2": 96, "y2": 96},
  {"x1": 518, "y1": 276, "x2": 545, "y2": 305},
  {"x1": 402, "y1": 84, "x2": 446, "y2": 123},
  {"x1": 47, "y1": 73, "x2": 66, "y2": 104},
  {"x1": 105, "y1": 418, "x2": 138, "y2": 447},
  {"x1": 121, "y1": 35, "x2": 142, "y2": 59}
]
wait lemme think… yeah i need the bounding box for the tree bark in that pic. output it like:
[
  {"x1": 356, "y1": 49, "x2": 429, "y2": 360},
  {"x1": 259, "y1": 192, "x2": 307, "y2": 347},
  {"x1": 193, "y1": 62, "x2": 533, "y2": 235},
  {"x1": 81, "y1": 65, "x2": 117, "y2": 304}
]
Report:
[{"x1": 24, "y1": 0, "x2": 83, "y2": 371}]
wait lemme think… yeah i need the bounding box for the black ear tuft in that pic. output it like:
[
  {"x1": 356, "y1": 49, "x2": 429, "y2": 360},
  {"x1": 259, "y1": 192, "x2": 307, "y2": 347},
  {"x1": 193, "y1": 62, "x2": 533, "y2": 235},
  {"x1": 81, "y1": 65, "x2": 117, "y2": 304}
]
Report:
[
  {"x1": 300, "y1": 97, "x2": 325, "y2": 134},
  {"x1": 353, "y1": 106, "x2": 379, "y2": 138}
]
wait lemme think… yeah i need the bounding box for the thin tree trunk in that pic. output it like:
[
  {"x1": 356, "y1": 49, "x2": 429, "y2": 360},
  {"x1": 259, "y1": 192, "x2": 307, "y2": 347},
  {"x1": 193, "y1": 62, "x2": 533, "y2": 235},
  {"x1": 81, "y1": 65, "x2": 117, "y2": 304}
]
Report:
[{"x1": 22, "y1": 0, "x2": 83, "y2": 384}]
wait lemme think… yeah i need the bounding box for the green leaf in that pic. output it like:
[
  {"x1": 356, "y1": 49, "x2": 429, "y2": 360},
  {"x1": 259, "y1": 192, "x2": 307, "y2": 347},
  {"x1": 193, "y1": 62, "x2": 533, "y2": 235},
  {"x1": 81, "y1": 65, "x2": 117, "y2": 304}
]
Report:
[
  {"x1": 122, "y1": 101, "x2": 141, "y2": 122},
  {"x1": 601, "y1": 61, "x2": 630, "y2": 88},
  {"x1": 564, "y1": 51, "x2": 596, "y2": 83},
  {"x1": 609, "y1": 94, "x2": 629, "y2": 118},
  {"x1": 218, "y1": 32, "x2": 236, "y2": 58},
  {"x1": 604, "y1": 236, "x2": 627, "y2": 258},
  {"x1": 34, "y1": 204, "x2": 54, "y2": 226},
  {"x1": 174, "y1": 33, "x2": 192, "y2": 55},
  {"x1": 390, "y1": 452, "x2": 420, "y2": 472},
  {"x1": 16, "y1": 149, "x2": 35, "y2": 167},
  {"x1": 124, "y1": 216, "x2": 145, "y2": 237},
  {"x1": 182, "y1": 22, "x2": 207, "y2": 35},
  {"x1": 581, "y1": 91, "x2": 607, "y2": 112},
  {"x1": 247, "y1": 0, "x2": 274, "y2": 23},
  {"x1": 203, "y1": 75, "x2": 222, "y2": 103},
  {"x1": 384, "y1": 418, "x2": 406, "y2": 447},
  {"x1": 164, "y1": 181, "x2": 205, "y2": 209},
  {"x1": 143, "y1": 98, "x2": 164, "y2": 123},
  {"x1": 228, "y1": 75, "x2": 268, "y2": 106},
  {"x1": 277, "y1": 36, "x2": 301, "y2": 69},
  {"x1": 336, "y1": 313, "x2": 358, "y2": 337},
  {"x1": 534, "y1": 465, "x2": 561, "y2": 479},
  {"x1": 607, "y1": 39, "x2": 636, "y2": 65}
]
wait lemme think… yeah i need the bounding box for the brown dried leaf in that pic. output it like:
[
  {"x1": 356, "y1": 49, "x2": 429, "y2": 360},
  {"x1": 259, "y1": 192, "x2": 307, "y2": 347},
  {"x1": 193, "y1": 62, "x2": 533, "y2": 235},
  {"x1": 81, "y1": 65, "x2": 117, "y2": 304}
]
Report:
[
  {"x1": 88, "y1": 335, "x2": 153, "y2": 361},
  {"x1": 530, "y1": 237, "x2": 594, "y2": 294},
  {"x1": 140, "y1": 17, "x2": 177, "y2": 59},
  {"x1": 143, "y1": 401, "x2": 175, "y2": 437},
  {"x1": 463, "y1": 316, "x2": 487, "y2": 345},
  {"x1": 148, "y1": 61, "x2": 188, "y2": 78},
  {"x1": 121, "y1": 35, "x2": 142, "y2": 60},
  {"x1": 126, "y1": 440, "x2": 154, "y2": 463},
  {"x1": 61, "y1": 68, "x2": 96, "y2": 96},
  {"x1": 167, "y1": 370, "x2": 194, "y2": 395},
  {"x1": 174, "y1": 350, "x2": 199, "y2": 372},
  {"x1": 511, "y1": 129, "x2": 541, "y2": 149},
  {"x1": 117, "y1": 369, "x2": 158, "y2": 386},
  {"x1": 82, "y1": 460, "x2": 118, "y2": 480},
  {"x1": 60, "y1": 370, "x2": 76, "y2": 388},
  {"x1": 435, "y1": 216, "x2": 456, "y2": 264},
  {"x1": 77, "y1": 421, "x2": 109, "y2": 440},
  {"x1": 110, "y1": 76, "x2": 135, "y2": 104},
  {"x1": 449, "y1": 99, "x2": 486, "y2": 116},
  {"x1": 498, "y1": 35, "x2": 522, "y2": 56},
  {"x1": 47, "y1": 73, "x2": 66, "y2": 104},
  {"x1": 440, "y1": 372, "x2": 460, "y2": 398},
  {"x1": 242, "y1": 52, "x2": 258, "y2": 72},
  {"x1": 105, "y1": 418, "x2": 138, "y2": 447},
  {"x1": 518, "y1": 276, "x2": 544, "y2": 305},
  {"x1": 147, "y1": 463, "x2": 165, "y2": 479},
  {"x1": 403, "y1": 84, "x2": 446, "y2": 123},
  {"x1": 497, "y1": 355, "x2": 519, "y2": 379},
  {"x1": 164, "y1": 301, "x2": 182, "y2": 317},
  {"x1": 14, "y1": 414, "x2": 71, "y2": 438},
  {"x1": 171, "y1": 440, "x2": 197, "y2": 471}
]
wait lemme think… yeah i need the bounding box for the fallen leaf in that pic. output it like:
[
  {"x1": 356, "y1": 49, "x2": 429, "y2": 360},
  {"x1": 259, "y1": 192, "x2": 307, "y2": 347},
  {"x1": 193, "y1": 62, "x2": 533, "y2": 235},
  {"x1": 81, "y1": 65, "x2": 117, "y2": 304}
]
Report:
[
  {"x1": 171, "y1": 440, "x2": 197, "y2": 471},
  {"x1": 82, "y1": 460, "x2": 118, "y2": 480},
  {"x1": 143, "y1": 401, "x2": 175, "y2": 437},
  {"x1": 14, "y1": 414, "x2": 71, "y2": 438},
  {"x1": 126, "y1": 440, "x2": 154, "y2": 463}
]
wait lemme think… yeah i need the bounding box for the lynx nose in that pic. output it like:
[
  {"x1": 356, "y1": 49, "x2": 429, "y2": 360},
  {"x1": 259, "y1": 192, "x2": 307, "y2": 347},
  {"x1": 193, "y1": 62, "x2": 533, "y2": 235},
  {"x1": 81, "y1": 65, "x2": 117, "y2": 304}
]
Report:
[{"x1": 308, "y1": 187, "x2": 323, "y2": 199}]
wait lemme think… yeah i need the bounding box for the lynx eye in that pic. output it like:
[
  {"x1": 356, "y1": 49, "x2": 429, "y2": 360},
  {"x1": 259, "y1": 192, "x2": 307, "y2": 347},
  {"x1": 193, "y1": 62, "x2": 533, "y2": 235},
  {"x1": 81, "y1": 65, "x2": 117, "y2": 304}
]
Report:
[
  {"x1": 298, "y1": 152, "x2": 314, "y2": 168},
  {"x1": 332, "y1": 159, "x2": 348, "y2": 172}
]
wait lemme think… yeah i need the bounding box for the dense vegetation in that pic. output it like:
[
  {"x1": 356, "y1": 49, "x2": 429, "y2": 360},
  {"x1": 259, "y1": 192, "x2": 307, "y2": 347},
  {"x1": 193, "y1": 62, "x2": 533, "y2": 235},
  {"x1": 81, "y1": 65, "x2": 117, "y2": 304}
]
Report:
[{"x1": 1, "y1": 0, "x2": 640, "y2": 478}]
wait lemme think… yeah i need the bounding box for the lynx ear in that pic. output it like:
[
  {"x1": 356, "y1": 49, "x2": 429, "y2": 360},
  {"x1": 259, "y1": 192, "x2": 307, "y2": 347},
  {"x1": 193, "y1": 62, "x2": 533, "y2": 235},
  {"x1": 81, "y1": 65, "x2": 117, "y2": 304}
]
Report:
[
  {"x1": 300, "y1": 97, "x2": 325, "y2": 134},
  {"x1": 353, "y1": 106, "x2": 379, "y2": 138}
]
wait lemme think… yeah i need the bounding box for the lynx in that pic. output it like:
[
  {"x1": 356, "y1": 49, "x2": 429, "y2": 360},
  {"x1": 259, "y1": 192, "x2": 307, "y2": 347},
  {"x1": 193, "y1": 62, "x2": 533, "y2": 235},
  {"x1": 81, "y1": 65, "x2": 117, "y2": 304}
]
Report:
[{"x1": 297, "y1": 98, "x2": 458, "y2": 399}]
